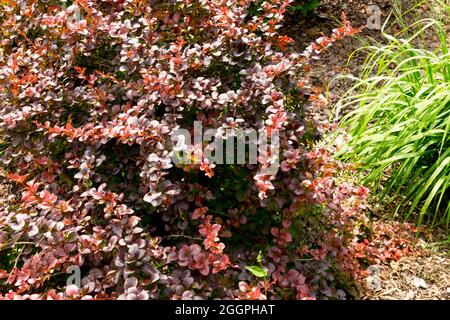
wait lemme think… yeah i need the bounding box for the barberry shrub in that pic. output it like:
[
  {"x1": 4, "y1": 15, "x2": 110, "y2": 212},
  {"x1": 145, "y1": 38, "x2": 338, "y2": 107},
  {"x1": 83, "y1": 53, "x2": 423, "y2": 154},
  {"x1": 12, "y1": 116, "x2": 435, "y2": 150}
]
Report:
[{"x1": 0, "y1": 0, "x2": 412, "y2": 300}]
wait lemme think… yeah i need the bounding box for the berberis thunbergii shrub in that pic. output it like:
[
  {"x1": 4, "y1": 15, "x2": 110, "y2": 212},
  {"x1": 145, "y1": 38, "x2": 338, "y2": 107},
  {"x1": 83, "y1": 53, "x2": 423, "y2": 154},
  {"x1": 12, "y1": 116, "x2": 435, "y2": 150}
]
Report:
[{"x1": 0, "y1": 0, "x2": 416, "y2": 300}]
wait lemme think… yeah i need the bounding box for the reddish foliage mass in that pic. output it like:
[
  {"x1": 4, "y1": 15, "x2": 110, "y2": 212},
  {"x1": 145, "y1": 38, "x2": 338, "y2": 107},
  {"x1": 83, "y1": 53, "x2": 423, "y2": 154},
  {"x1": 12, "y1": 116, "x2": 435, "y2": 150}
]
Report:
[{"x1": 0, "y1": 0, "x2": 415, "y2": 300}]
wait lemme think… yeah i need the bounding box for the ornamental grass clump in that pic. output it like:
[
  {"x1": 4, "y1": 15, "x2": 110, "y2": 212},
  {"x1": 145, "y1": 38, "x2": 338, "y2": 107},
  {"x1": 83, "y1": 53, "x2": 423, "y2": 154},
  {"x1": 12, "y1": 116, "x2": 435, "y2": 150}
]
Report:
[{"x1": 336, "y1": 3, "x2": 450, "y2": 229}]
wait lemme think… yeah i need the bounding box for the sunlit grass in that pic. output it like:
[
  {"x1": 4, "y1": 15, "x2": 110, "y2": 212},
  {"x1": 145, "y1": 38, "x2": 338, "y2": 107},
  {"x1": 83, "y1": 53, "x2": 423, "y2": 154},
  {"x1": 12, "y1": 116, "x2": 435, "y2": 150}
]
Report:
[{"x1": 335, "y1": 1, "x2": 450, "y2": 229}]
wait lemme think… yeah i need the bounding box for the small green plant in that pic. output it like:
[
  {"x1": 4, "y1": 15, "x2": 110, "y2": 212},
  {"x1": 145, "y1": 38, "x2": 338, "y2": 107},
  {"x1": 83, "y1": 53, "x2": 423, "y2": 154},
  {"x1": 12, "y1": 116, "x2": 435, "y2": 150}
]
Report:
[
  {"x1": 336, "y1": 2, "x2": 450, "y2": 229},
  {"x1": 287, "y1": 0, "x2": 321, "y2": 16},
  {"x1": 245, "y1": 251, "x2": 268, "y2": 278},
  {"x1": 247, "y1": 0, "x2": 320, "y2": 19}
]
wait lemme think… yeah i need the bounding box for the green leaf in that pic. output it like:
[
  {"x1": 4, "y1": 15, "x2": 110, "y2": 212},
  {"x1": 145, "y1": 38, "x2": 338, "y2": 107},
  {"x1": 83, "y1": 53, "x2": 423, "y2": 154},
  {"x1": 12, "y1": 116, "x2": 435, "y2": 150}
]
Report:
[
  {"x1": 66, "y1": 231, "x2": 78, "y2": 243},
  {"x1": 245, "y1": 265, "x2": 267, "y2": 278}
]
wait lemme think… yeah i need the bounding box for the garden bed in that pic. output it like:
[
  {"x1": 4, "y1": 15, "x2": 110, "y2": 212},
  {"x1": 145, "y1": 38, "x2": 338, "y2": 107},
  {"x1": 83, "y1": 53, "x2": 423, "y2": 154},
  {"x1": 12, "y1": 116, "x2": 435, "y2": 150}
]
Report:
[{"x1": 0, "y1": 0, "x2": 448, "y2": 301}]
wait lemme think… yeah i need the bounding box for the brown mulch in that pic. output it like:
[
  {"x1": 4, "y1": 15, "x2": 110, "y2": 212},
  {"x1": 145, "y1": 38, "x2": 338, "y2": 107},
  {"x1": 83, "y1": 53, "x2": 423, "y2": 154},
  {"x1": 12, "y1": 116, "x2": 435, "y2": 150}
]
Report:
[{"x1": 359, "y1": 250, "x2": 450, "y2": 300}]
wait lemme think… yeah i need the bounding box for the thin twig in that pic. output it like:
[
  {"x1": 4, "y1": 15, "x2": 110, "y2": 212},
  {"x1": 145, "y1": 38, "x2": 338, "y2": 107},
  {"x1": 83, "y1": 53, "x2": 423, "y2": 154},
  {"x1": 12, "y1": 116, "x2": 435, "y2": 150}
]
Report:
[
  {"x1": 293, "y1": 258, "x2": 314, "y2": 262},
  {"x1": 0, "y1": 241, "x2": 35, "y2": 251},
  {"x1": 163, "y1": 234, "x2": 203, "y2": 241},
  {"x1": 8, "y1": 245, "x2": 25, "y2": 278}
]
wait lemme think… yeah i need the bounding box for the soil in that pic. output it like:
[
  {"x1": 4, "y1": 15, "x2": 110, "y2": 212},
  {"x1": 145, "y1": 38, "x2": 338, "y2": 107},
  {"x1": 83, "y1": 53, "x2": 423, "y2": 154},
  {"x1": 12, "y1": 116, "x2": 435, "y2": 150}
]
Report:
[{"x1": 360, "y1": 250, "x2": 450, "y2": 300}]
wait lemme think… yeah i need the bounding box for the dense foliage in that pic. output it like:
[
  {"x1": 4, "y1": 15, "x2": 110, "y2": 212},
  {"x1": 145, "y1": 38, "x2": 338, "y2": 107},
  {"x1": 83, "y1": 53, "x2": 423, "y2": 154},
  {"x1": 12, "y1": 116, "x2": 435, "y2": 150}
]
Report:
[
  {"x1": 336, "y1": 7, "x2": 450, "y2": 229},
  {"x1": 0, "y1": 0, "x2": 416, "y2": 300}
]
